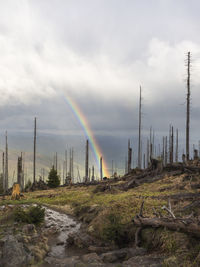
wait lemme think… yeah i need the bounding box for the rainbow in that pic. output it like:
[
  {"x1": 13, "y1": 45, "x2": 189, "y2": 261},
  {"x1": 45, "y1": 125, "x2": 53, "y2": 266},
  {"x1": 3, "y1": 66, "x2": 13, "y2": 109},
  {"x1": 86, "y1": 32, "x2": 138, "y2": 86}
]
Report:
[{"x1": 62, "y1": 95, "x2": 109, "y2": 178}]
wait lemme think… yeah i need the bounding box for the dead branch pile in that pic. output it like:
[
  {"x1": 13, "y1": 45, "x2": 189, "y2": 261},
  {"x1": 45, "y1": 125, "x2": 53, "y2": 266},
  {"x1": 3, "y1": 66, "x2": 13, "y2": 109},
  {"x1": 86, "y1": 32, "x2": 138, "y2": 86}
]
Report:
[{"x1": 133, "y1": 200, "x2": 200, "y2": 246}]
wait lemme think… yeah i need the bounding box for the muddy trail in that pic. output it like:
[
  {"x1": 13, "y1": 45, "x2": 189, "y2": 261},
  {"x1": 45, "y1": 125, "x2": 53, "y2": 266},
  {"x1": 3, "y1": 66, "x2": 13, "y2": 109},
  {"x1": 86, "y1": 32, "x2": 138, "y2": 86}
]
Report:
[
  {"x1": 42, "y1": 207, "x2": 163, "y2": 267},
  {"x1": 42, "y1": 207, "x2": 87, "y2": 266}
]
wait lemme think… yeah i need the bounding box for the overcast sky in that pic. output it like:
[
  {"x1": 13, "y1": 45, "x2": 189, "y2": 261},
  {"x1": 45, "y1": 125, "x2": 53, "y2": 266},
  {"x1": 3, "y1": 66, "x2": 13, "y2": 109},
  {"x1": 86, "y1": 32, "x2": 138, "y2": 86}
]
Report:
[{"x1": 0, "y1": 0, "x2": 200, "y2": 166}]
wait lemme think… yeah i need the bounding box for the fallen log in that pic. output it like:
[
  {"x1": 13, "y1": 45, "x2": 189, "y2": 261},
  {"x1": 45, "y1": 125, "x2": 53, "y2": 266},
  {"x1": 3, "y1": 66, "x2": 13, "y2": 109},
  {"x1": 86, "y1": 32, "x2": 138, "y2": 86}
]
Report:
[{"x1": 133, "y1": 215, "x2": 200, "y2": 237}]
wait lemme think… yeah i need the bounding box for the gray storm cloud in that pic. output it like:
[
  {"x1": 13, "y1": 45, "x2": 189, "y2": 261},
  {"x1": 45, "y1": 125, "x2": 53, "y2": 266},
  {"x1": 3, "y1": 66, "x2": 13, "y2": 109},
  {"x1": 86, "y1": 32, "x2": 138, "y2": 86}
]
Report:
[{"x1": 0, "y1": 0, "x2": 199, "y2": 140}]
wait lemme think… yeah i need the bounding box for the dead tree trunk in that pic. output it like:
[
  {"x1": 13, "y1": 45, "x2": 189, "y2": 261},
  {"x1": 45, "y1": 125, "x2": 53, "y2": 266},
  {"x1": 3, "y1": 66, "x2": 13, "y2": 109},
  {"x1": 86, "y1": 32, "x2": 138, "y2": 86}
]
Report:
[
  {"x1": 17, "y1": 155, "x2": 23, "y2": 191},
  {"x1": 2, "y1": 152, "x2": 5, "y2": 192},
  {"x1": 92, "y1": 166, "x2": 95, "y2": 181},
  {"x1": 100, "y1": 156, "x2": 103, "y2": 180},
  {"x1": 147, "y1": 139, "x2": 149, "y2": 168},
  {"x1": 128, "y1": 139, "x2": 132, "y2": 173},
  {"x1": 133, "y1": 216, "x2": 200, "y2": 237},
  {"x1": 176, "y1": 129, "x2": 178, "y2": 163},
  {"x1": 162, "y1": 137, "x2": 165, "y2": 165},
  {"x1": 85, "y1": 140, "x2": 89, "y2": 182},
  {"x1": 5, "y1": 132, "x2": 8, "y2": 191},
  {"x1": 71, "y1": 148, "x2": 74, "y2": 182},
  {"x1": 152, "y1": 130, "x2": 155, "y2": 157},
  {"x1": 150, "y1": 127, "x2": 152, "y2": 159},
  {"x1": 138, "y1": 86, "x2": 142, "y2": 168},
  {"x1": 165, "y1": 136, "x2": 168, "y2": 166},
  {"x1": 186, "y1": 51, "x2": 191, "y2": 161},
  {"x1": 169, "y1": 125, "x2": 171, "y2": 163},
  {"x1": 33, "y1": 117, "x2": 36, "y2": 184},
  {"x1": 69, "y1": 149, "x2": 72, "y2": 179},
  {"x1": 171, "y1": 126, "x2": 174, "y2": 164},
  {"x1": 55, "y1": 152, "x2": 58, "y2": 171}
]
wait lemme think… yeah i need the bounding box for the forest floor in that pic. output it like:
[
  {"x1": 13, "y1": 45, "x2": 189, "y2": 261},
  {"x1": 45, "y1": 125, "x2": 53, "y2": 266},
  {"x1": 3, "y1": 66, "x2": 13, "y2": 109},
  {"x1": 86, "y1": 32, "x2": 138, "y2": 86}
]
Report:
[{"x1": 1, "y1": 166, "x2": 200, "y2": 266}]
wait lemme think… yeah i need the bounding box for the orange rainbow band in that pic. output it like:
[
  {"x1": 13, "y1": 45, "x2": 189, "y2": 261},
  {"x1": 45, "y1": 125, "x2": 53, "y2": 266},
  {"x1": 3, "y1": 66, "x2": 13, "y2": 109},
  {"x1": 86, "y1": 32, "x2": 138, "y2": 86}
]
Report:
[{"x1": 62, "y1": 95, "x2": 110, "y2": 178}]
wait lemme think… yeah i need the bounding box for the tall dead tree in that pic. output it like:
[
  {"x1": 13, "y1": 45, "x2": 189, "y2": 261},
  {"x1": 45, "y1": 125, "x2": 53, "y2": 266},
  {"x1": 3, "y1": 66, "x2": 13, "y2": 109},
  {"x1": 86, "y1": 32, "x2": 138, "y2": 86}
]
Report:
[
  {"x1": 150, "y1": 127, "x2": 152, "y2": 159},
  {"x1": 146, "y1": 139, "x2": 149, "y2": 167},
  {"x1": 186, "y1": 51, "x2": 191, "y2": 161},
  {"x1": 128, "y1": 139, "x2": 132, "y2": 173},
  {"x1": 100, "y1": 156, "x2": 103, "y2": 180},
  {"x1": 92, "y1": 166, "x2": 95, "y2": 181},
  {"x1": 17, "y1": 154, "x2": 23, "y2": 191},
  {"x1": 176, "y1": 129, "x2": 179, "y2": 163},
  {"x1": 138, "y1": 86, "x2": 142, "y2": 168},
  {"x1": 71, "y1": 148, "x2": 74, "y2": 181},
  {"x1": 65, "y1": 150, "x2": 67, "y2": 177},
  {"x1": 171, "y1": 126, "x2": 174, "y2": 164},
  {"x1": 2, "y1": 152, "x2": 5, "y2": 192},
  {"x1": 33, "y1": 117, "x2": 36, "y2": 184},
  {"x1": 165, "y1": 136, "x2": 168, "y2": 166},
  {"x1": 162, "y1": 137, "x2": 165, "y2": 164},
  {"x1": 55, "y1": 152, "x2": 58, "y2": 171},
  {"x1": 69, "y1": 149, "x2": 72, "y2": 179},
  {"x1": 63, "y1": 161, "x2": 65, "y2": 184},
  {"x1": 89, "y1": 168, "x2": 91, "y2": 181},
  {"x1": 152, "y1": 130, "x2": 155, "y2": 157},
  {"x1": 5, "y1": 132, "x2": 8, "y2": 191},
  {"x1": 169, "y1": 125, "x2": 171, "y2": 163},
  {"x1": 85, "y1": 140, "x2": 89, "y2": 182},
  {"x1": 112, "y1": 160, "x2": 114, "y2": 177}
]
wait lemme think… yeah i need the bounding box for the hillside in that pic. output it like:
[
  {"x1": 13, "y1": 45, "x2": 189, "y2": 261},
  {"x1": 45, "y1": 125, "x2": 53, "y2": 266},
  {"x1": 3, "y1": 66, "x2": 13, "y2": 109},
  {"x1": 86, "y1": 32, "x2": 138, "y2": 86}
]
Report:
[{"x1": 1, "y1": 164, "x2": 200, "y2": 266}]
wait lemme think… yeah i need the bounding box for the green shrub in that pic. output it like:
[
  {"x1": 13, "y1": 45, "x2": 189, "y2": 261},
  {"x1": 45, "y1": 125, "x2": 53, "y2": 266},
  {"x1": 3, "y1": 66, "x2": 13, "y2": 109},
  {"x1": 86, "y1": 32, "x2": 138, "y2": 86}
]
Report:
[
  {"x1": 47, "y1": 166, "x2": 60, "y2": 188},
  {"x1": 14, "y1": 205, "x2": 45, "y2": 225},
  {"x1": 102, "y1": 213, "x2": 128, "y2": 247}
]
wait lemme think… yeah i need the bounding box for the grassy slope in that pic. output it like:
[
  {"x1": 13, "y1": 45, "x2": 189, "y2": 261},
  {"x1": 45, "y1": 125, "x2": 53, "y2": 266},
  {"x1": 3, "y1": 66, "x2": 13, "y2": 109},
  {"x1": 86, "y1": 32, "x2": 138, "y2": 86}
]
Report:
[{"x1": 1, "y1": 172, "x2": 200, "y2": 266}]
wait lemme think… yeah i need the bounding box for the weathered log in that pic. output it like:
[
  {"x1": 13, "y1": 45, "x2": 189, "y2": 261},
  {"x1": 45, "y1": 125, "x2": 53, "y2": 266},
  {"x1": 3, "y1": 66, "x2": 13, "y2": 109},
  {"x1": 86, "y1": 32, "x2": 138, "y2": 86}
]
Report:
[{"x1": 133, "y1": 215, "x2": 200, "y2": 237}]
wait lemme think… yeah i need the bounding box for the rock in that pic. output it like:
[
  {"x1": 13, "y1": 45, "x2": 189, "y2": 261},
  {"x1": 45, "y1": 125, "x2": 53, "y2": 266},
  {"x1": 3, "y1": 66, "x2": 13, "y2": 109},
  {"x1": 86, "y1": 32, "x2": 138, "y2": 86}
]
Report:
[
  {"x1": 89, "y1": 246, "x2": 115, "y2": 254},
  {"x1": 101, "y1": 247, "x2": 146, "y2": 263},
  {"x1": 45, "y1": 256, "x2": 81, "y2": 267},
  {"x1": 1, "y1": 235, "x2": 29, "y2": 267},
  {"x1": 123, "y1": 254, "x2": 164, "y2": 267},
  {"x1": 56, "y1": 241, "x2": 65, "y2": 246},
  {"x1": 66, "y1": 231, "x2": 98, "y2": 248},
  {"x1": 82, "y1": 253, "x2": 102, "y2": 264}
]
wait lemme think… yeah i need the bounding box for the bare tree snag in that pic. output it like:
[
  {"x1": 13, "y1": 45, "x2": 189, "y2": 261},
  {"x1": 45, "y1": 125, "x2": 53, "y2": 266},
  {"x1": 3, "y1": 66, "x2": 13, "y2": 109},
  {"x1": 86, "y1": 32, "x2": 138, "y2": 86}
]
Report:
[
  {"x1": 5, "y1": 131, "x2": 8, "y2": 191},
  {"x1": 147, "y1": 139, "x2": 149, "y2": 168},
  {"x1": 55, "y1": 152, "x2": 58, "y2": 171},
  {"x1": 85, "y1": 139, "x2": 89, "y2": 182},
  {"x1": 71, "y1": 148, "x2": 74, "y2": 182},
  {"x1": 33, "y1": 117, "x2": 36, "y2": 184},
  {"x1": 165, "y1": 136, "x2": 168, "y2": 166},
  {"x1": 65, "y1": 150, "x2": 67, "y2": 178},
  {"x1": 138, "y1": 86, "x2": 142, "y2": 168},
  {"x1": 17, "y1": 154, "x2": 23, "y2": 191},
  {"x1": 171, "y1": 126, "x2": 174, "y2": 163},
  {"x1": 176, "y1": 129, "x2": 178, "y2": 163},
  {"x1": 92, "y1": 165, "x2": 95, "y2": 181},
  {"x1": 100, "y1": 156, "x2": 103, "y2": 180},
  {"x1": 128, "y1": 139, "x2": 132, "y2": 173},
  {"x1": 186, "y1": 51, "x2": 191, "y2": 161},
  {"x1": 2, "y1": 152, "x2": 5, "y2": 192}
]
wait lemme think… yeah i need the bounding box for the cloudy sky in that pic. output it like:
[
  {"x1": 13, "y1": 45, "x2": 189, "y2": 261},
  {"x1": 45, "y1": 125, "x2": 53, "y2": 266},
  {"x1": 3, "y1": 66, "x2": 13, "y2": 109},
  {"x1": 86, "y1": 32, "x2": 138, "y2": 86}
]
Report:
[{"x1": 0, "y1": 0, "x2": 200, "y2": 175}]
